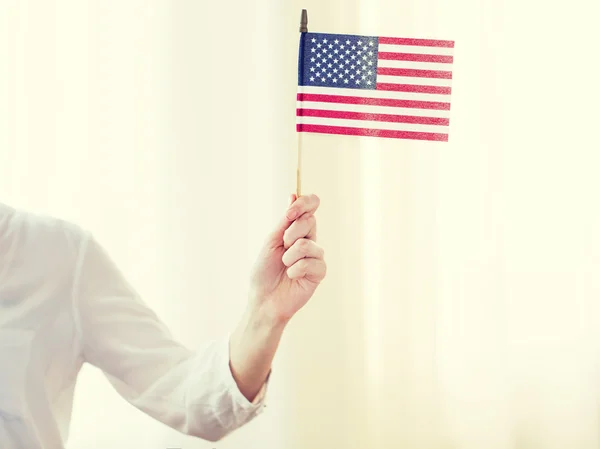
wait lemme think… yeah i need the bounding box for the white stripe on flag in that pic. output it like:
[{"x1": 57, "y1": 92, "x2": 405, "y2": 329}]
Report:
[
  {"x1": 297, "y1": 101, "x2": 451, "y2": 118},
  {"x1": 375, "y1": 75, "x2": 452, "y2": 87},
  {"x1": 378, "y1": 44, "x2": 454, "y2": 56},
  {"x1": 298, "y1": 86, "x2": 451, "y2": 103}
]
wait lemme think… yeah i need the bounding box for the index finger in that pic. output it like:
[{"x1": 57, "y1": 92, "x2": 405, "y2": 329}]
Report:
[
  {"x1": 286, "y1": 194, "x2": 320, "y2": 221},
  {"x1": 286, "y1": 195, "x2": 321, "y2": 220}
]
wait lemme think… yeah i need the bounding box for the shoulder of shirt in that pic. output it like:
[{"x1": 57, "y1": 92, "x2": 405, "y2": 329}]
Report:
[
  {"x1": 1, "y1": 202, "x2": 92, "y2": 259},
  {"x1": 0, "y1": 204, "x2": 97, "y2": 303}
]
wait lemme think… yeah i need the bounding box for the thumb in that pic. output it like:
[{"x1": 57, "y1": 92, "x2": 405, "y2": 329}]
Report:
[
  {"x1": 267, "y1": 194, "x2": 297, "y2": 247},
  {"x1": 289, "y1": 193, "x2": 297, "y2": 206}
]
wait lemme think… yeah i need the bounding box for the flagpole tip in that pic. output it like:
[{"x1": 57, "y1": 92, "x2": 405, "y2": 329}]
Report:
[{"x1": 300, "y1": 9, "x2": 308, "y2": 33}]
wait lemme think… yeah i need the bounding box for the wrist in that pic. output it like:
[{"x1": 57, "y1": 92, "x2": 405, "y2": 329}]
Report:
[
  {"x1": 244, "y1": 300, "x2": 289, "y2": 334},
  {"x1": 229, "y1": 300, "x2": 286, "y2": 401}
]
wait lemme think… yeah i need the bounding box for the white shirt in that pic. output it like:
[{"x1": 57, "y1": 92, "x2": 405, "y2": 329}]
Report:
[{"x1": 0, "y1": 203, "x2": 267, "y2": 448}]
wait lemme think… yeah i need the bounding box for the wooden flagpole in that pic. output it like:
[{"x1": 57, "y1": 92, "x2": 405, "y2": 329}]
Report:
[
  {"x1": 297, "y1": 132, "x2": 302, "y2": 198},
  {"x1": 297, "y1": 9, "x2": 308, "y2": 198}
]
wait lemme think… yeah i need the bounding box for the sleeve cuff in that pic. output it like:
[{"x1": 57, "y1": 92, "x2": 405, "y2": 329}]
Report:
[{"x1": 220, "y1": 336, "x2": 270, "y2": 412}]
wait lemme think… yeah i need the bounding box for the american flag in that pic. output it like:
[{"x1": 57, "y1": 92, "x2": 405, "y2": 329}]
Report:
[{"x1": 297, "y1": 32, "x2": 454, "y2": 142}]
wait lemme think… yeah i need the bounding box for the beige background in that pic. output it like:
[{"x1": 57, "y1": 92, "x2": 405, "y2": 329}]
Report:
[{"x1": 2, "y1": 0, "x2": 600, "y2": 448}]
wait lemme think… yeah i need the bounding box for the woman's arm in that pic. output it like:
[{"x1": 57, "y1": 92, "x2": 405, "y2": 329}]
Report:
[
  {"x1": 229, "y1": 193, "x2": 326, "y2": 402},
  {"x1": 74, "y1": 194, "x2": 325, "y2": 442}
]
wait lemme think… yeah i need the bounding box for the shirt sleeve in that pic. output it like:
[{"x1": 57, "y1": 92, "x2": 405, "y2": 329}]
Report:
[{"x1": 72, "y1": 234, "x2": 268, "y2": 442}]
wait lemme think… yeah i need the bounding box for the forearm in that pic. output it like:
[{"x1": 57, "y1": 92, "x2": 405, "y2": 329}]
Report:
[{"x1": 228, "y1": 305, "x2": 287, "y2": 402}]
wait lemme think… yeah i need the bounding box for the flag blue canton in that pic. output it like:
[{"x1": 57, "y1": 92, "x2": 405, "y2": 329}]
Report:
[{"x1": 299, "y1": 32, "x2": 379, "y2": 90}]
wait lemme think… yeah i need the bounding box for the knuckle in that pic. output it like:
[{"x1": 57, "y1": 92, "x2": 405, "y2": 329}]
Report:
[
  {"x1": 298, "y1": 238, "x2": 311, "y2": 251},
  {"x1": 311, "y1": 194, "x2": 320, "y2": 204},
  {"x1": 318, "y1": 245, "x2": 325, "y2": 258}
]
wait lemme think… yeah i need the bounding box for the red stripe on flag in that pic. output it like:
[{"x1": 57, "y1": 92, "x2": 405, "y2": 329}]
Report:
[
  {"x1": 379, "y1": 37, "x2": 455, "y2": 48},
  {"x1": 297, "y1": 124, "x2": 449, "y2": 141},
  {"x1": 376, "y1": 83, "x2": 452, "y2": 95},
  {"x1": 378, "y1": 52, "x2": 453, "y2": 64},
  {"x1": 377, "y1": 67, "x2": 452, "y2": 79},
  {"x1": 297, "y1": 108, "x2": 449, "y2": 126},
  {"x1": 297, "y1": 93, "x2": 451, "y2": 111}
]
